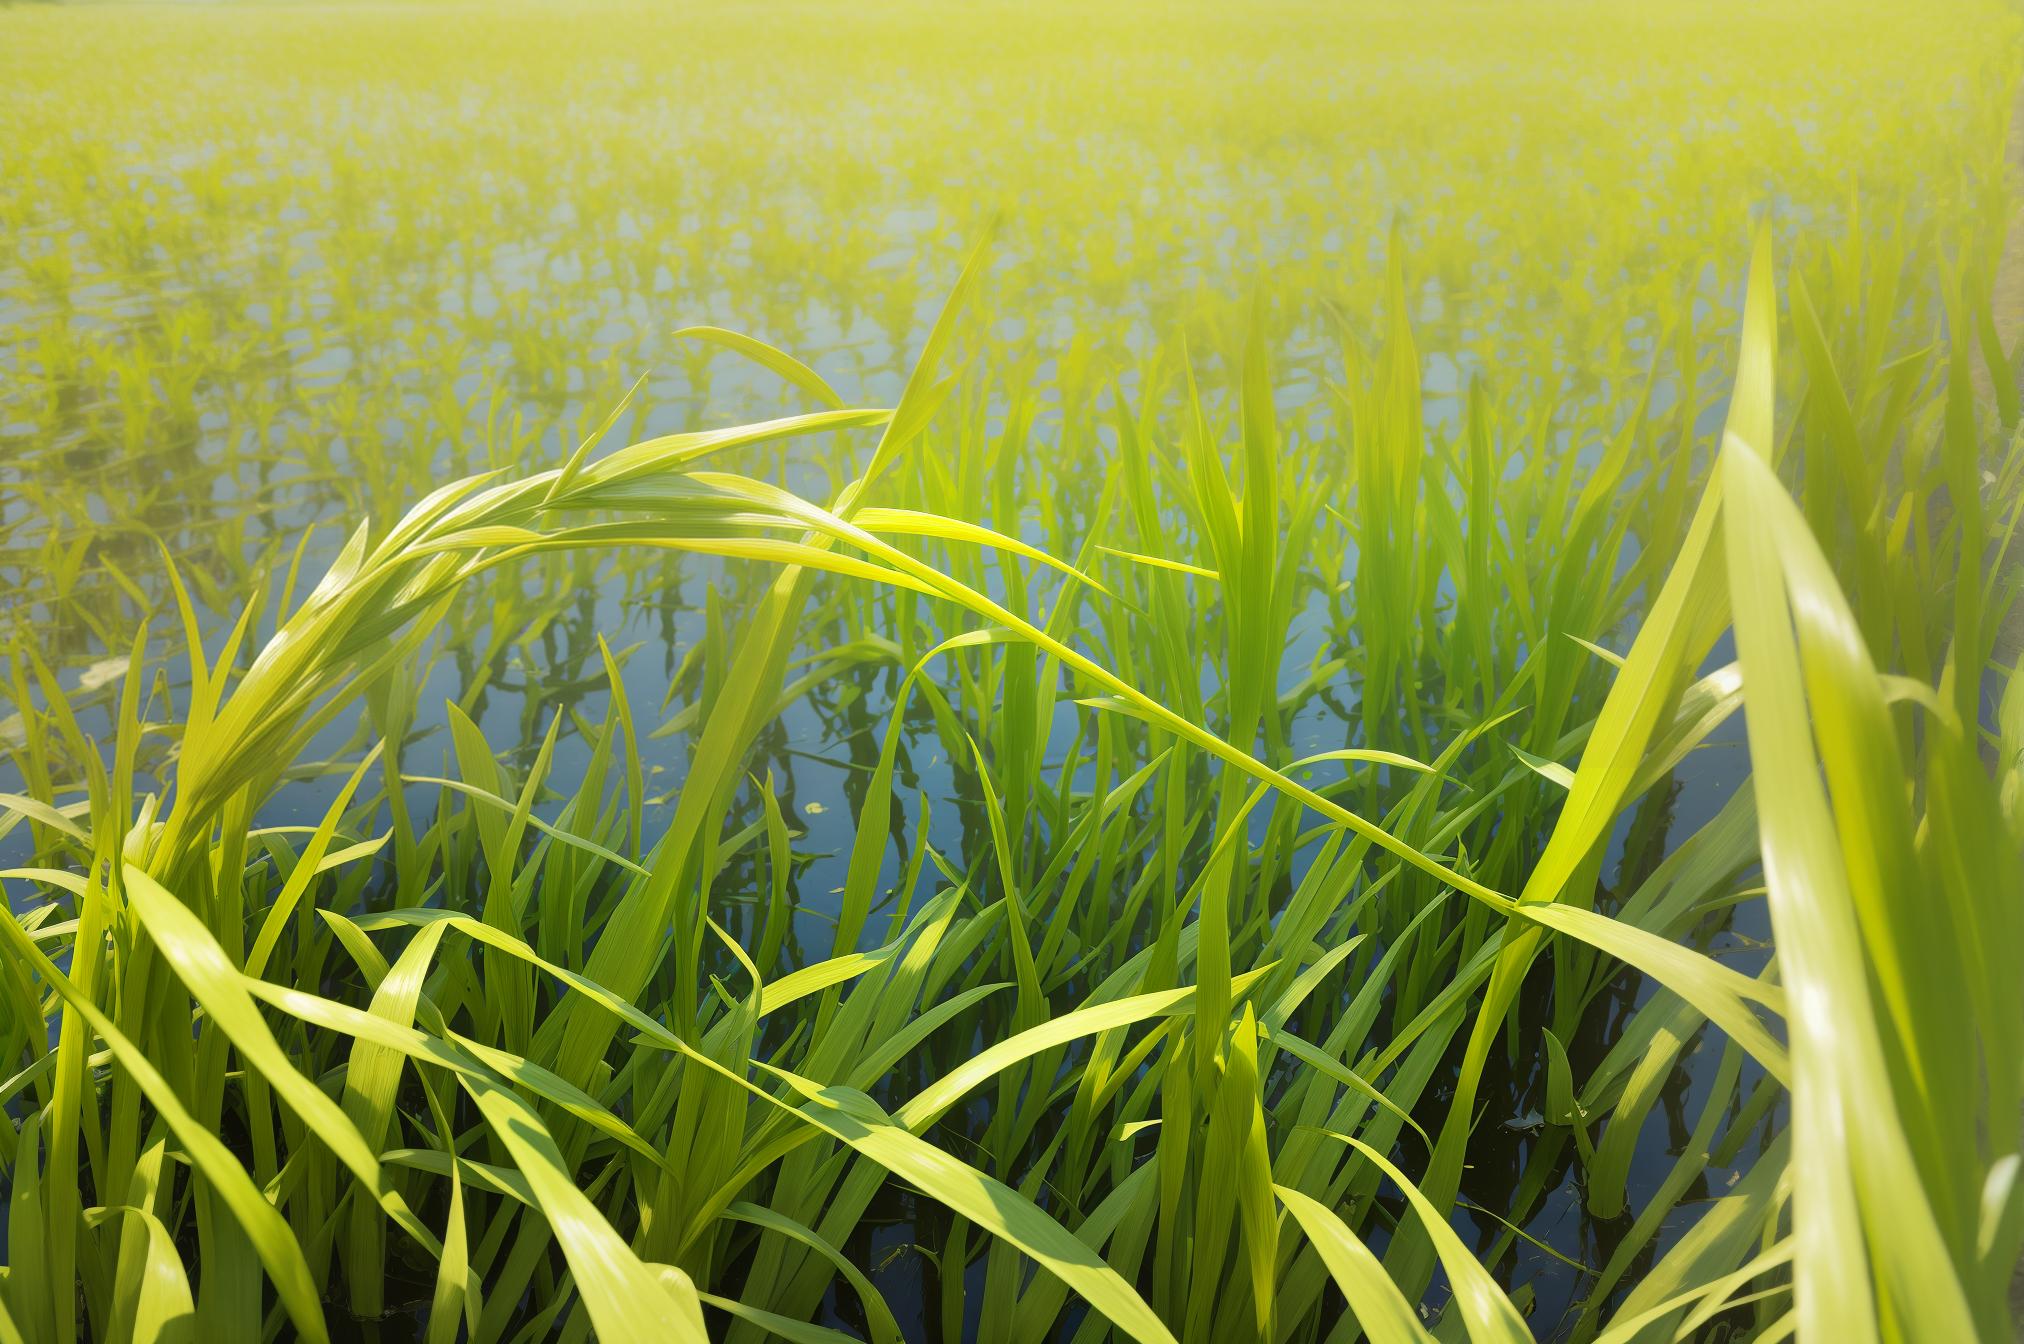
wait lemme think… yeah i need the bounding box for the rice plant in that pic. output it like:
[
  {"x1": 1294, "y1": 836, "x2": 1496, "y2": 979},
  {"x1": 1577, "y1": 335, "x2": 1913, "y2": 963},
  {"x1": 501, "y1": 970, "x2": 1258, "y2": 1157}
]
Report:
[{"x1": 2, "y1": 3, "x2": 2021, "y2": 1342}]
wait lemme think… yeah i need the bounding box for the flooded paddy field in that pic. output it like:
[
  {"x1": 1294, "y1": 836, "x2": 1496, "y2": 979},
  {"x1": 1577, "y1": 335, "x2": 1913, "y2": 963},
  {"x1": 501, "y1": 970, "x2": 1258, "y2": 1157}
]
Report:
[{"x1": 2, "y1": 4, "x2": 2021, "y2": 1342}]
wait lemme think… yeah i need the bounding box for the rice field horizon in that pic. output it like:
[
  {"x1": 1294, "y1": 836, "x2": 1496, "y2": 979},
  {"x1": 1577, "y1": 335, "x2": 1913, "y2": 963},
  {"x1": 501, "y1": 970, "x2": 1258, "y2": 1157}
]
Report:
[{"x1": 2, "y1": 3, "x2": 2022, "y2": 1342}]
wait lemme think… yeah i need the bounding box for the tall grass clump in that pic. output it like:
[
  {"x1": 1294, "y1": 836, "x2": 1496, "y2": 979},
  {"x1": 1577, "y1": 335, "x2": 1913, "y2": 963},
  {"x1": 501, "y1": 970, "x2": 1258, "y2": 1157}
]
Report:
[{"x1": 3, "y1": 2, "x2": 2023, "y2": 1342}]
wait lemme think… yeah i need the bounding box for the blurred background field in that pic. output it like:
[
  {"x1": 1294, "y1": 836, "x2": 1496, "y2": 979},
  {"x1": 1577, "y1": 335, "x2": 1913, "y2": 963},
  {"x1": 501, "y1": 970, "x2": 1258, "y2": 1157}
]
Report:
[{"x1": 3, "y1": 0, "x2": 2012, "y2": 664}]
